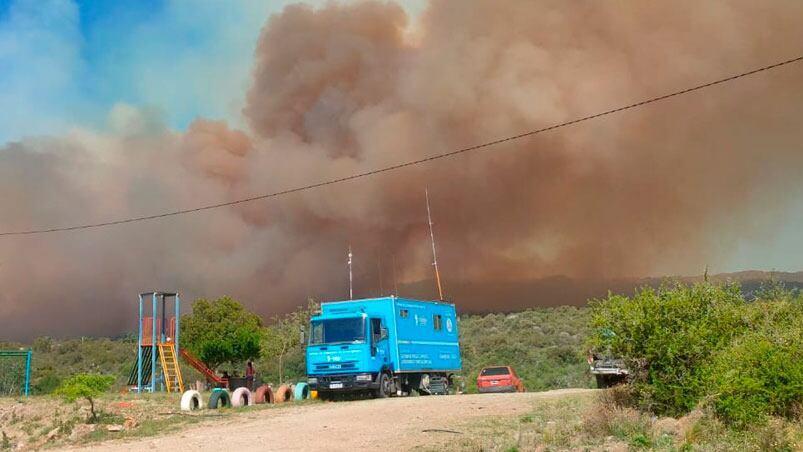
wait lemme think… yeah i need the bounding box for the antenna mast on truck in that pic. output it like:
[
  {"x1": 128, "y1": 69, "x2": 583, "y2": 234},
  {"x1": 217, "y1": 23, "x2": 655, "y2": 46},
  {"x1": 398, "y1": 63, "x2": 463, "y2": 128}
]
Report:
[
  {"x1": 348, "y1": 245, "x2": 353, "y2": 300},
  {"x1": 426, "y1": 189, "x2": 444, "y2": 300}
]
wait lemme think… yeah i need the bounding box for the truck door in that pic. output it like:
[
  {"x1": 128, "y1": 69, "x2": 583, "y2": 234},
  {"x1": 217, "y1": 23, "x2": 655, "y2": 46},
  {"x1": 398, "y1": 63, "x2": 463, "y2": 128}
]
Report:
[{"x1": 370, "y1": 318, "x2": 390, "y2": 366}]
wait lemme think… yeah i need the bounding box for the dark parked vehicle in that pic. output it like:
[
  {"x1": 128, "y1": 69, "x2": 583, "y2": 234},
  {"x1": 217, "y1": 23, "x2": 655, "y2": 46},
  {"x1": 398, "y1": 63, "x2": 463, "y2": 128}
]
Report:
[
  {"x1": 477, "y1": 366, "x2": 525, "y2": 393},
  {"x1": 588, "y1": 353, "x2": 629, "y2": 388}
]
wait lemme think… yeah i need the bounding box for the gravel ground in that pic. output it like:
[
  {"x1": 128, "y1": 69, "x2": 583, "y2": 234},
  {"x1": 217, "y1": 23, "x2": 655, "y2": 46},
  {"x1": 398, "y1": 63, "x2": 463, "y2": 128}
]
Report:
[{"x1": 66, "y1": 389, "x2": 594, "y2": 451}]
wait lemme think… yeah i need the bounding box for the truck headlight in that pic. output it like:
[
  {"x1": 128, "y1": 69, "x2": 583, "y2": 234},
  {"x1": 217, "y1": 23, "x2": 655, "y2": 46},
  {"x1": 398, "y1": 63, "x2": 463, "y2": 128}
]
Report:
[
  {"x1": 355, "y1": 374, "x2": 372, "y2": 382},
  {"x1": 307, "y1": 377, "x2": 317, "y2": 384}
]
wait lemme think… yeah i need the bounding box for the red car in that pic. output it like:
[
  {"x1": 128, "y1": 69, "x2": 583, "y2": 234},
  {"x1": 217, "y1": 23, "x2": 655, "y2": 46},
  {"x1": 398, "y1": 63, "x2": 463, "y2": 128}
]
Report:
[{"x1": 477, "y1": 366, "x2": 525, "y2": 393}]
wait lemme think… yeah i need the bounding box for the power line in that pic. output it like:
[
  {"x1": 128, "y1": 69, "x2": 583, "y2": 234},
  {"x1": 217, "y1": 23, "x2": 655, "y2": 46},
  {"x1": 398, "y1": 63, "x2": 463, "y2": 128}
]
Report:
[{"x1": 2, "y1": 54, "x2": 801, "y2": 237}]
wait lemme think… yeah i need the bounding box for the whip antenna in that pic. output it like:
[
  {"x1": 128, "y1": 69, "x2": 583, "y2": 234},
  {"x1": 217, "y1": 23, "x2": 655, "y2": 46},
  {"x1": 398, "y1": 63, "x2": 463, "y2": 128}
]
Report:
[
  {"x1": 348, "y1": 245, "x2": 353, "y2": 300},
  {"x1": 426, "y1": 189, "x2": 444, "y2": 300}
]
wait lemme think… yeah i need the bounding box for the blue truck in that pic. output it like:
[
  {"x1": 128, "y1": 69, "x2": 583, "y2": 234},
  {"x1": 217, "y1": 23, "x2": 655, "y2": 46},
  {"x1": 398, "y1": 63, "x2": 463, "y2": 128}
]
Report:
[{"x1": 305, "y1": 296, "x2": 461, "y2": 399}]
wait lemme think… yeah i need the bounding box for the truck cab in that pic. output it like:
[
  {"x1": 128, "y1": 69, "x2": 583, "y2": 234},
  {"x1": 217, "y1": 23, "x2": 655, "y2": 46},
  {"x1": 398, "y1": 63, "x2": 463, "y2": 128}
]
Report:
[
  {"x1": 306, "y1": 312, "x2": 392, "y2": 394},
  {"x1": 306, "y1": 297, "x2": 461, "y2": 399}
]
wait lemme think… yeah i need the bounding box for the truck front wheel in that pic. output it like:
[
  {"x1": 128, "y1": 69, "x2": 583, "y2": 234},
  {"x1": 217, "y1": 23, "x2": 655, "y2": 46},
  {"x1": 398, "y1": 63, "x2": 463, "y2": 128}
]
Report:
[{"x1": 375, "y1": 373, "x2": 391, "y2": 398}]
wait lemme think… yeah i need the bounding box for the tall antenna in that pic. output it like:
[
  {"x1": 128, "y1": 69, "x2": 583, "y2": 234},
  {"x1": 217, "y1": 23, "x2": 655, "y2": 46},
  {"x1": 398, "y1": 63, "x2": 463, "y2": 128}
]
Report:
[
  {"x1": 392, "y1": 254, "x2": 399, "y2": 297},
  {"x1": 348, "y1": 245, "x2": 353, "y2": 300},
  {"x1": 426, "y1": 188, "x2": 444, "y2": 300}
]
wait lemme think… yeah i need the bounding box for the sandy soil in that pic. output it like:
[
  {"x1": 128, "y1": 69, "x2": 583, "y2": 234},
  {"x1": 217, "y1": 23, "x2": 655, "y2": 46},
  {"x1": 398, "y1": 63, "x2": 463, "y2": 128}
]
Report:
[{"x1": 67, "y1": 389, "x2": 593, "y2": 451}]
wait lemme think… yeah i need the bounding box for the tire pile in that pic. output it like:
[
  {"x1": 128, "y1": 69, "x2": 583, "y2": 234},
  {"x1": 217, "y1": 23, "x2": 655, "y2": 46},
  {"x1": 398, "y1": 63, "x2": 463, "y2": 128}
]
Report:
[{"x1": 180, "y1": 382, "x2": 313, "y2": 411}]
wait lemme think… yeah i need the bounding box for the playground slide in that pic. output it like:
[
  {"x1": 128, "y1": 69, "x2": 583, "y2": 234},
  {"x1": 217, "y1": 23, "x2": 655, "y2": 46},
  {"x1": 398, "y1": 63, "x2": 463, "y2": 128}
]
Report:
[{"x1": 180, "y1": 349, "x2": 226, "y2": 385}]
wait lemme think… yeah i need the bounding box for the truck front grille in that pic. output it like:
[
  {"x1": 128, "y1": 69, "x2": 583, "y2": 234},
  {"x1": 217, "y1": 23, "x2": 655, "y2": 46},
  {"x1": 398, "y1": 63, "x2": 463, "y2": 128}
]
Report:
[{"x1": 314, "y1": 361, "x2": 358, "y2": 371}]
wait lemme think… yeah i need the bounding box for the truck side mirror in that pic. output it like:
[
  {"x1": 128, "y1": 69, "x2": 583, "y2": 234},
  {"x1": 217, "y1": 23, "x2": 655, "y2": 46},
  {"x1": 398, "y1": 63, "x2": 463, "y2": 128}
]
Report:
[{"x1": 299, "y1": 328, "x2": 306, "y2": 346}]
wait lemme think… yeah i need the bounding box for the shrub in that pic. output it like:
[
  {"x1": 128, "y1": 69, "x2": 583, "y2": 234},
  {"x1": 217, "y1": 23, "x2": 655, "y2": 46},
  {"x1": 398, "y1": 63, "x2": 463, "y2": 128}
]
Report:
[
  {"x1": 598, "y1": 384, "x2": 638, "y2": 409},
  {"x1": 55, "y1": 373, "x2": 114, "y2": 423},
  {"x1": 588, "y1": 282, "x2": 747, "y2": 416},
  {"x1": 589, "y1": 281, "x2": 803, "y2": 429},
  {"x1": 582, "y1": 403, "x2": 651, "y2": 441},
  {"x1": 32, "y1": 366, "x2": 62, "y2": 394},
  {"x1": 706, "y1": 300, "x2": 803, "y2": 428}
]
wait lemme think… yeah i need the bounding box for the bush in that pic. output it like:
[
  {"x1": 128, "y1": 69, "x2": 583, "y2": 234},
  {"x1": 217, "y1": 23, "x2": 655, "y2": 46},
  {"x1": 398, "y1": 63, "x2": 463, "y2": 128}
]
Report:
[
  {"x1": 707, "y1": 300, "x2": 803, "y2": 428},
  {"x1": 32, "y1": 366, "x2": 62, "y2": 394},
  {"x1": 588, "y1": 282, "x2": 747, "y2": 416},
  {"x1": 582, "y1": 403, "x2": 652, "y2": 442},
  {"x1": 597, "y1": 384, "x2": 638, "y2": 409},
  {"x1": 589, "y1": 281, "x2": 803, "y2": 430},
  {"x1": 55, "y1": 373, "x2": 114, "y2": 423}
]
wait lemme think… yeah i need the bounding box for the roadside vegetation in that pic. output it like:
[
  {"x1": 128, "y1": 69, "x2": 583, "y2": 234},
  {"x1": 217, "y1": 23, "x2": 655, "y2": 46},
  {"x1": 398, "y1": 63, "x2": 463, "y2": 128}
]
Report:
[
  {"x1": 4, "y1": 281, "x2": 803, "y2": 449},
  {"x1": 432, "y1": 388, "x2": 803, "y2": 451},
  {"x1": 584, "y1": 281, "x2": 803, "y2": 450},
  {"x1": 0, "y1": 390, "x2": 319, "y2": 450},
  {"x1": 458, "y1": 307, "x2": 592, "y2": 393}
]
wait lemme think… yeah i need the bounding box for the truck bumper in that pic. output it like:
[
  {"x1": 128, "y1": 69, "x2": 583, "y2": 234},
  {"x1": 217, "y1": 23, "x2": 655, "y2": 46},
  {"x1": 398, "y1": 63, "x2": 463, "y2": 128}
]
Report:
[
  {"x1": 307, "y1": 374, "x2": 378, "y2": 391},
  {"x1": 478, "y1": 385, "x2": 516, "y2": 393},
  {"x1": 590, "y1": 367, "x2": 629, "y2": 376}
]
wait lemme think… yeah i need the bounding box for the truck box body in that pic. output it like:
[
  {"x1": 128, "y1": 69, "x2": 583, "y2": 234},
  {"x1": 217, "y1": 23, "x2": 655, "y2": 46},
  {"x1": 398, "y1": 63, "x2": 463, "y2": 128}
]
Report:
[{"x1": 306, "y1": 297, "x2": 460, "y2": 396}]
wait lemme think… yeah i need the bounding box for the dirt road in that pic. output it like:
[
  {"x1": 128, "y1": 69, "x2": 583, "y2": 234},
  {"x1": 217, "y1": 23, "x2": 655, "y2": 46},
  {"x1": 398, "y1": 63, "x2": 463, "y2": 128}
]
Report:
[{"x1": 70, "y1": 389, "x2": 593, "y2": 451}]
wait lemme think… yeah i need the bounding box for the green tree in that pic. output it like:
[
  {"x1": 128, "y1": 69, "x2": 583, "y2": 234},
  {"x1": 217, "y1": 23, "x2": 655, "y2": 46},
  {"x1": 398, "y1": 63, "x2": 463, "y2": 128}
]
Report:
[
  {"x1": 261, "y1": 300, "x2": 318, "y2": 384},
  {"x1": 55, "y1": 373, "x2": 114, "y2": 423},
  {"x1": 181, "y1": 296, "x2": 264, "y2": 370}
]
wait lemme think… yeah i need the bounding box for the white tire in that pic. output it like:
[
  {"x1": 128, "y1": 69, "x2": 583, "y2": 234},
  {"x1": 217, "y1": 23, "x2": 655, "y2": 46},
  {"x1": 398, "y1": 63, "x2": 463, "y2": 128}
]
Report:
[
  {"x1": 231, "y1": 387, "x2": 253, "y2": 407},
  {"x1": 180, "y1": 390, "x2": 204, "y2": 411}
]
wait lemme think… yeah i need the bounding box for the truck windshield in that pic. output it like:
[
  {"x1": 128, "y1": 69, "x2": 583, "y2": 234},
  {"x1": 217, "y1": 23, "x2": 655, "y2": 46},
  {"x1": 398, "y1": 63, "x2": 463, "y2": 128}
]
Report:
[{"x1": 309, "y1": 317, "x2": 366, "y2": 345}]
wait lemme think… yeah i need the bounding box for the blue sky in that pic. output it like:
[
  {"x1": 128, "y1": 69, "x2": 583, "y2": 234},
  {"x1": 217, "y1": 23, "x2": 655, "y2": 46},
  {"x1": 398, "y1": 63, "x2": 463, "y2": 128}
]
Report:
[
  {"x1": 0, "y1": 0, "x2": 310, "y2": 141},
  {"x1": 0, "y1": 0, "x2": 428, "y2": 143}
]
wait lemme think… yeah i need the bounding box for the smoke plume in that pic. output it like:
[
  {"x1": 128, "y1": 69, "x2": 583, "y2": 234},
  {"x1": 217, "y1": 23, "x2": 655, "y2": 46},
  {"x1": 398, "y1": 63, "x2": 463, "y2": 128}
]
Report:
[{"x1": 2, "y1": 0, "x2": 803, "y2": 340}]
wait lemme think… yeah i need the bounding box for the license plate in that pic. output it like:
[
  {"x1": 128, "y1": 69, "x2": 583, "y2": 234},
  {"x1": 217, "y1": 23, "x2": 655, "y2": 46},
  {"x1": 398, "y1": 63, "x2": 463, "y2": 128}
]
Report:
[
  {"x1": 491, "y1": 380, "x2": 498, "y2": 385},
  {"x1": 329, "y1": 382, "x2": 343, "y2": 389}
]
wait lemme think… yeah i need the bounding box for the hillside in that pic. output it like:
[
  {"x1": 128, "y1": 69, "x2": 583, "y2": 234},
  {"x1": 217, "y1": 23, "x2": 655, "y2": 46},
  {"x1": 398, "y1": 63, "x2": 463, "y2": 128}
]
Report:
[
  {"x1": 1, "y1": 306, "x2": 593, "y2": 396},
  {"x1": 1, "y1": 271, "x2": 796, "y2": 395},
  {"x1": 399, "y1": 270, "x2": 803, "y2": 312}
]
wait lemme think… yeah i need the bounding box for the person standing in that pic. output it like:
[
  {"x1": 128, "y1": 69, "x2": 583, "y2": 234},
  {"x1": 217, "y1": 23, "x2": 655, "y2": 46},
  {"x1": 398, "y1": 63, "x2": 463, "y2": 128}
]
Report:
[{"x1": 245, "y1": 361, "x2": 256, "y2": 390}]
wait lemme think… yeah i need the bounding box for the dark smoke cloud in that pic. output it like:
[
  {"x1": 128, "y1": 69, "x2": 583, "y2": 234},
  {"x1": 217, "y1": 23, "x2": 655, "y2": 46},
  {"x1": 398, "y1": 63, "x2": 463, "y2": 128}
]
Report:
[{"x1": 2, "y1": 0, "x2": 803, "y2": 340}]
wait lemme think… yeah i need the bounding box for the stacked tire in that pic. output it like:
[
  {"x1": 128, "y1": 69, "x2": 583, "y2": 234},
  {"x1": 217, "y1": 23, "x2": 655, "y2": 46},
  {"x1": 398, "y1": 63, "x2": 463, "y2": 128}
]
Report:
[{"x1": 181, "y1": 382, "x2": 313, "y2": 410}]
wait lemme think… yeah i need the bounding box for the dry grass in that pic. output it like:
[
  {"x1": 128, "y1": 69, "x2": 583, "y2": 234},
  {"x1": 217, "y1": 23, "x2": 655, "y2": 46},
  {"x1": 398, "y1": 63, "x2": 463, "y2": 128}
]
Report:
[
  {"x1": 419, "y1": 392, "x2": 601, "y2": 451},
  {"x1": 421, "y1": 386, "x2": 803, "y2": 452},
  {"x1": 0, "y1": 392, "x2": 320, "y2": 450}
]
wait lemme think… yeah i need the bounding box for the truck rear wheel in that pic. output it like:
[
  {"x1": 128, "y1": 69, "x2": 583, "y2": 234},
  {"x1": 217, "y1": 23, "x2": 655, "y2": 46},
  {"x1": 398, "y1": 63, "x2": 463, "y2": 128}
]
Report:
[
  {"x1": 595, "y1": 374, "x2": 626, "y2": 388},
  {"x1": 595, "y1": 375, "x2": 607, "y2": 388}
]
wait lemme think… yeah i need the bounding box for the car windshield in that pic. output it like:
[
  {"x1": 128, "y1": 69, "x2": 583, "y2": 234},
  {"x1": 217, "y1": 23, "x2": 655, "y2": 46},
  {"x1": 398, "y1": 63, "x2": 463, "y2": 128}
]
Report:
[
  {"x1": 480, "y1": 367, "x2": 510, "y2": 376},
  {"x1": 309, "y1": 317, "x2": 366, "y2": 345}
]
